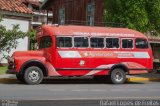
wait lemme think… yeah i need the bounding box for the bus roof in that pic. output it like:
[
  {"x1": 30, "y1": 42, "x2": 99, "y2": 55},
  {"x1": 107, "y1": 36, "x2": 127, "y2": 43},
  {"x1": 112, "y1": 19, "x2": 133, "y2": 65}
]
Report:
[{"x1": 41, "y1": 25, "x2": 147, "y2": 38}]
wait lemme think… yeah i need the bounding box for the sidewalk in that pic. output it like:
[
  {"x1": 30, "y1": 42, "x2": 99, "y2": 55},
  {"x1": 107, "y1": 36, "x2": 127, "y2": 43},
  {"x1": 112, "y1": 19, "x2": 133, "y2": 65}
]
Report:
[
  {"x1": 0, "y1": 74, "x2": 16, "y2": 79},
  {"x1": 0, "y1": 74, "x2": 17, "y2": 83},
  {"x1": 127, "y1": 73, "x2": 160, "y2": 82}
]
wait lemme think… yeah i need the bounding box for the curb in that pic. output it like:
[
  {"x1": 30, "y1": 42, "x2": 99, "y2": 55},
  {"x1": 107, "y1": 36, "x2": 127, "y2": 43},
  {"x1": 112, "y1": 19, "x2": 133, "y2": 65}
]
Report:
[
  {"x1": 127, "y1": 77, "x2": 160, "y2": 82},
  {"x1": 0, "y1": 78, "x2": 17, "y2": 83}
]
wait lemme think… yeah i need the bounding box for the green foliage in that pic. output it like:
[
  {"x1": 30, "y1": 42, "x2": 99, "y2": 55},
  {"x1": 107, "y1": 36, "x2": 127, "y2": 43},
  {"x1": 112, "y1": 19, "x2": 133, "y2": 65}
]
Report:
[
  {"x1": 0, "y1": 67, "x2": 7, "y2": 75},
  {"x1": 0, "y1": 16, "x2": 26, "y2": 58},
  {"x1": 29, "y1": 29, "x2": 37, "y2": 50},
  {"x1": 104, "y1": 0, "x2": 160, "y2": 33},
  {"x1": 146, "y1": 0, "x2": 160, "y2": 33}
]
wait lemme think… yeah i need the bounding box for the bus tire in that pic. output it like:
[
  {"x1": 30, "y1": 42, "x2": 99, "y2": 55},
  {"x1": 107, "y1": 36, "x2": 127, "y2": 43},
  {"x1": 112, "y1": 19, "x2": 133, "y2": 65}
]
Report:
[
  {"x1": 24, "y1": 66, "x2": 43, "y2": 85},
  {"x1": 110, "y1": 68, "x2": 126, "y2": 84}
]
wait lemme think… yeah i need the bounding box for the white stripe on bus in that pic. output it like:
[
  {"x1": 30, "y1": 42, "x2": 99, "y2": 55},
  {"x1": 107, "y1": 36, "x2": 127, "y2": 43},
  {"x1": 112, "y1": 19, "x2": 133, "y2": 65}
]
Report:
[{"x1": 58, "y1": 51, "x2": 81, "y2": 58}]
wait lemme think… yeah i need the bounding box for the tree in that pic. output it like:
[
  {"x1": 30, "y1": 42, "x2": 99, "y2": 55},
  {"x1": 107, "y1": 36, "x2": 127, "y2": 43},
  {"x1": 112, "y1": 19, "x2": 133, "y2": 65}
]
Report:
[
  {"x1": 146, "y1": 0, "x2": 160, "y2": 33},
  {"x1": 0, "y1": 15, "x2": 26, "y2": 59},
  {"x1": 104, "y1": 0, "x2": 160, "y2": 33},
  {"x1": 29, "y1": 28, "x2": 37, "y2": 50}
]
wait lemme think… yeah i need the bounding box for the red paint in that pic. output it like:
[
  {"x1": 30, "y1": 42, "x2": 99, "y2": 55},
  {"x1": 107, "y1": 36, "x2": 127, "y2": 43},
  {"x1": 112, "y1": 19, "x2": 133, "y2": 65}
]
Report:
[{"x1": 8, "y1": 25, "x2": 153, "y2": 77}]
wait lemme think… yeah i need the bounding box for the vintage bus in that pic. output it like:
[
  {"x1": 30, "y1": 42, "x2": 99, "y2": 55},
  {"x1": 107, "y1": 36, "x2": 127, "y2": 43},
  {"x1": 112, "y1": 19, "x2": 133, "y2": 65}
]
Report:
[{"x1": 7, "y1": 25, "x2": 153, "y2": 85}]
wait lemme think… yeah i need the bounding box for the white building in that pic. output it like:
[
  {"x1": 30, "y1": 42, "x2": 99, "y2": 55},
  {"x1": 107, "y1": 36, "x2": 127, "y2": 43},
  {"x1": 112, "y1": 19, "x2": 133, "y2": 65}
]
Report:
[
  {"x1": 23, "y1": 0, "x2": 53, "y2": 29},
  {"x1": 0, "y1": 0, "x2": 33, "y2": 65}
]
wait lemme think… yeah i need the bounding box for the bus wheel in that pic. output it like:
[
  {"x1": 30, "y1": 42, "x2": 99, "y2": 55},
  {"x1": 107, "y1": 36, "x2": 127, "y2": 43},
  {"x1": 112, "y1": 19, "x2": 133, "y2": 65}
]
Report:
[
  {"x1": 24, "y1": 66, "x2": 43, "y2": 85},
  {"x1": 16, "y1": 74, "x2": 25, "y2": 83},
  {"x1": 110, "y1": 68, "x2": 126, "y2": 84}
]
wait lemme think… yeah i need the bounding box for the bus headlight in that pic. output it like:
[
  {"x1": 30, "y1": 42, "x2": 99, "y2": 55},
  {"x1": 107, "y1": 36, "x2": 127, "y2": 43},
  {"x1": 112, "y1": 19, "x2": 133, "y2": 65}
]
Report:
[{"x1": 7, "y1": 57, "x2": 15, "y2": 69}]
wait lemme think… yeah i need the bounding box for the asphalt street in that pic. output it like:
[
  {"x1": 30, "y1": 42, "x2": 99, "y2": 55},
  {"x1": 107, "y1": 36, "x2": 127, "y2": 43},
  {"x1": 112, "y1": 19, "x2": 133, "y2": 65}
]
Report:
[
  {"x1": 0, "y1": 78, "x2": 160, "y2": 100},
  {"x1": 0, "y1": 78, "x2": 160, "y2": 106}
]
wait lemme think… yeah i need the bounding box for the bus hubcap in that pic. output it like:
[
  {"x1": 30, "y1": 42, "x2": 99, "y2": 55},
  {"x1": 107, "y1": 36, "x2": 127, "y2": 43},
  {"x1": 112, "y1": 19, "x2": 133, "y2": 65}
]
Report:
[
  {"x1": 28, "y1": 70, "x2": 40, "y2": 82},
  {"x1": 115, "y1": 72, "x2": 123, "y2": 82}
]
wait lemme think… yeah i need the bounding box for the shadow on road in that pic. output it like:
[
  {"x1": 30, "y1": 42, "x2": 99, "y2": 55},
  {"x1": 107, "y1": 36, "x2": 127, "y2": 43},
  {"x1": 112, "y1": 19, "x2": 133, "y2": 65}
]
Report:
[
  {"x1": 41, "y1": 78, "x2": 145, "y2": 85},
  {"x1": 0, "y1": 78, "x2": 145, "y2": 85}
]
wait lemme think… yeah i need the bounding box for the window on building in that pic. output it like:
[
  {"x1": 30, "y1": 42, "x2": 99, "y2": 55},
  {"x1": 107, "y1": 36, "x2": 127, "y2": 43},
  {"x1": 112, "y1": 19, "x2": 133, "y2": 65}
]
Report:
[
  {"x1": 56, "y1": 37, "x2": 72, "y2": 48},
  {"x1": 90, "y1": 37, "x2": 104, "y2": 48},
  {"x1": 122, "y1": 39, "x2": 133, "y2": 48},
  {"x1": 59, "y1": 7, "x2": 65, "y2": 25},
  {"x1": 136, "y1": 38, "x2": 148, "y2": 49},
  {"x1": 39, "y1": 36, "x2": 52, "y2": 49},
  {"x1": 33, "y1": 16, "x2": 39, "y2": 22},
  {"x1": 106, "y1": 38, "x2": 119, "y2": 48},
  {"x1": 74, "y1": 37, "x2": 89, "y2": 47},
  {"x1": 86, "y1": 1, "x2": 95, "y2": 26}
]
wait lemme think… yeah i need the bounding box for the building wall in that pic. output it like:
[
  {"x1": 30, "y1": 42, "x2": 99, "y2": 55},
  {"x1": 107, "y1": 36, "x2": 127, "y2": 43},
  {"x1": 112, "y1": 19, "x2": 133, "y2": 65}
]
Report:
[
  {"x1": 26, "y1": 2, "x2": 53, "y2": 28},
  {"x1": 0, "y1": 18, "x2": 29, "y2": 64},
  {"x1": 50, "y1": 0, "x2": 104, "y2": 26}
]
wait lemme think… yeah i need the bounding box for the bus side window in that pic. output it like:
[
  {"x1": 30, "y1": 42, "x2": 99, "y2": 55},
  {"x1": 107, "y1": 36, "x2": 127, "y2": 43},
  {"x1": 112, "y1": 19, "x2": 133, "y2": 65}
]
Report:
[
  {"x1": 56, "y1": 37, "x2": 72, "y2": 48},
  {"x1": 39, "y1": 36, "x2": 52, "y2": 49},
  {"x1": 136, "y1": 38, "x2": 148, "y2": 49},
  {"x1": 90, "y1": 37, "x2": 104, "y2": 48},
  {"x1": 106, "y1": 38, "x2": 119, "y2": 48},
  {"x1": 74, "y1": 37, "x2": 89, "y2": 48},
  {"x1": 122, "y1": 39, "x2": 133, "y2": 49}
]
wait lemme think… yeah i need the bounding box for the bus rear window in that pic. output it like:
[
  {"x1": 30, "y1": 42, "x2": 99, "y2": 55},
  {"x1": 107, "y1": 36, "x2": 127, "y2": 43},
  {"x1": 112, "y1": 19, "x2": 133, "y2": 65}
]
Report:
[
  {"x1": 136, "y1": 38, "x2": 148, "y2": 49},
  {"x1": 74, "y1": 37, "x2": 88, "y2": 47},
  {"x1": 106, "y1": 38, "x2": 119, "y2": 48}
]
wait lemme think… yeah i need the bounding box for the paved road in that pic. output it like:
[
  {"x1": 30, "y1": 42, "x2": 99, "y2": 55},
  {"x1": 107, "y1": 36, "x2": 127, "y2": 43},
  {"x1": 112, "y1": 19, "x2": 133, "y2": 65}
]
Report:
[{"x1": 0, "y1": 78, "x2": 160, "y2": 101}]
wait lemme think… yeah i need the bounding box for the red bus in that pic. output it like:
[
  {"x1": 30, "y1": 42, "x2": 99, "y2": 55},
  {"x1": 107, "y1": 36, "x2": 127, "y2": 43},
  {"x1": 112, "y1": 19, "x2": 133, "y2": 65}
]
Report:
[{"x1": 7, "y1": 25, "x2": 153, "y2": 84}]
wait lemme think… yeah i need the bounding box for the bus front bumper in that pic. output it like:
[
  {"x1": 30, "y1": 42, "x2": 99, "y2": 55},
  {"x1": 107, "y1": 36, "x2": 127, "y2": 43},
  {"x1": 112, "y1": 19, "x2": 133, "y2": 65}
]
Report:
[{"x1": 6, "y1": 69, "x2": 17, "y2": 74}]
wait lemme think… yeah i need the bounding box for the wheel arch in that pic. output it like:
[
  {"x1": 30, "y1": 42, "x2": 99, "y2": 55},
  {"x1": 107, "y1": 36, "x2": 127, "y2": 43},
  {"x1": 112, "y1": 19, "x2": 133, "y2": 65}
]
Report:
[
  {"x1": 109, "y1": 64, "x2": 129, "y2": 75},
  {"x1": 19, "y1": 60, "x2": 48, "y2": 77}
]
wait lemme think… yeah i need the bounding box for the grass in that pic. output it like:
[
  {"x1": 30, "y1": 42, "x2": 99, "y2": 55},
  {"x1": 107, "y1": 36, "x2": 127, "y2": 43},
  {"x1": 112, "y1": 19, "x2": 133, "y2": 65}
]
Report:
[{"x1": 0, "y1": 66, "x2": 7, "y2": 74}]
